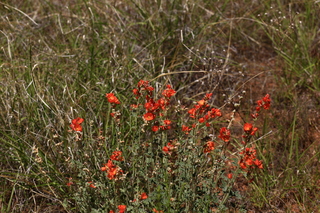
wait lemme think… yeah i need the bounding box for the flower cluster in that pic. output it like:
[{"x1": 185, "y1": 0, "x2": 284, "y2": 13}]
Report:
[
  {"x1": 152, "y1": 208, "x2": 164, "y2": 213},
  {"x1": 161, "y1": 84, "x2": 176, "y2": 98},
  {"x1": 162, "y1": 140, "x2": 179, "y2": 155},
  {"x1": 181, "y1": 124, "x2": 194, "y2": 134},
  {"x1": 243, "y1": 123, "x2": 258, "y2": 136},
  {"x1": 109, "y1": 205, "x2": 126, "y2": 213},
  {"x1": 131, "y1": 192, "x2": 149, "y2": 202},
  {"x1": 88, "y1": 181, "x2": 96, "y2": 188},
  {"x1": 151, "y1": 119, "x2": 172, "y2": 132},
  {"x1": 70, "y1": 117, "x2": 84, "y2": 132},
  {"x1": 132, "y1": 80, "x2": 176, "y2": 132},
  {"x1": 239, "y1": 147, "x2": 263, "y2": 170},
  {"x1": 68, "y1": 81, "x2": 271, "y2": 211},
  {"x1": 185, "y1": 93, "x2": 222, "y2": 133},
  {"x1": 251, "y1": 94, "x2": 271, "y2": 118},
  {"x1": 106, "y1": 93, "x2": 121, "y2": 105},
  {"x1": 203, "y1": 141, "x2": 215, "y2": 153},
  {"x1": 140, "y1": 192, "x2": 148, "y2": 200},
  {"x1": 218, "y1": 127, "x2": 231, "y2": 142},
  {"x1": 110, "y1": 150, "x2": 124, "y2": 161},
  {"x1": 101, "y1": 150, "x2": 124, "y2": 180}
]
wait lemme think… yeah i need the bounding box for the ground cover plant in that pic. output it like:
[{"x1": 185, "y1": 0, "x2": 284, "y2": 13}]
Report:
[{"x1": 0, "y1": 0, "x2": 319, "y2": 212}]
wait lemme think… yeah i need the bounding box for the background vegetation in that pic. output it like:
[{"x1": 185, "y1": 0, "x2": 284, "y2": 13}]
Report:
[{"x1": 0, "y1": 0, "x2": 319, "y2": 212}]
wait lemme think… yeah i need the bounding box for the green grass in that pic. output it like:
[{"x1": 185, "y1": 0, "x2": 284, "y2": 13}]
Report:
[{"x1": 1, "y1": 0, "x2": 320, "y2": 212}]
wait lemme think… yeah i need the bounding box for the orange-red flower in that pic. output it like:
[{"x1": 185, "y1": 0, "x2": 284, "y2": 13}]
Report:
[
  {"x1": 162, "y1": 85, "x2": 176, "y2": 98},
  {"x1": 110, "y1": 150, "x2": 124, "y2": 161},
  {"x1": 239, "y1": 147, "x2": 263, "y2": 170},
  {"x1": 132, "y1": 88, "x2": 140, "y2": 98},
  {"x1": 88, "y1": 181, "x2": 96, "y2": 188},
  {"x1": 140, "y1": 192, "x2": 148, "y2": 200},
  {"x1": 137, "y1": 80, "x2": 148, "y2": 87},
  {"x1": 162, "y1": 142, "x2": 175, "y2": 154},
  {"x1": 66, "y1": 177, "x2": 73, "y2": 186},
  {"x1": 197, "y1": 99, "x2": 206, "y2": 106},
  {"x1": 205, "y1": 93, "x2": 213, "y2": 100},
  {"x1": 252, "y1": 94, "x2": 271, "y2": 118},
  {"x1": 243, "y1": 123, "x2": 253, "y2": 133},
  {"x1": 243, "y1": 123, "x2": 258, "y2": 136},
  {"x1": 153, "y1": 208, "x2": 164, "y2": 213},
  {"x1": 204, "y1": 141, "x2": 215, "y2": 153},
  {"x1": 130, "y1": 104, "x2": 139, "y2": 109},
  {"x1": 218, "y1": 127, "x2": 231, "y2": 142},
  {"x1": 254, "y1": 159, "x2": 263, "y2": 169},
  {"x1": 101, "y1": 160, "x2": 123, "y2": 180},
  {"x1": 163, "y1": 119, "x2": 171, "y2": 125},
  {"x1": 118, "y1": 205, "x2": 126, "y2": 213},
  {"x1": 227, "y1": 173, "x2": 233, "y2": 179},
  {"x1": 70, "y1": 117, "x2": 84, "y2": 132},
  {"x1": 143, "y1": 112, "x2": 155, "y2": 121},
  {"x1": 182, "y1": 125, "x2": 192, "y2": 134},
  {"x1": 152, "y1": 125, "x2": 159, "y2": 132},
  {"x1": 262, "y1": 94, "x2": 271, "y2": 109},
  {"x1": 106, "y1": 93, "x2": 120, "y2": 104}
]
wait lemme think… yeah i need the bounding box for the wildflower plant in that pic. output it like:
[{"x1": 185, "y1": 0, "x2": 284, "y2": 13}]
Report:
[{"x1": 64, "y1": 80, "x2": 271, "y2": 212}]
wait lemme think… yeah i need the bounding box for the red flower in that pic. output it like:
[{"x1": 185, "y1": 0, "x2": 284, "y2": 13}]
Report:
[
  {"x1": 198, "y1": 117, "x2": 205, "y2": 123},
  {"x1": 144, "y1": 102, "x2": 154, "y2": 111},
  {"x1": 211, "y1": 108, "x2": 222, "y2": 117},
  {"x1": 218, "y1": 127, "x2": 231, "y2": 142},
  {"x1": 188, "y1": 108, "x2": 197, "y2": 118},
  {"x1": 227, "y1": 173, "x2": 233, "y2": 179},
  {"x1": 106, "y1": 93, "x2": 120, "y2": 104},
  {"x1": 204, "y1": 141, "x2": 215, "y2": 153},
  {"x1": 107, "y1": 167, "x2": 118, "y2": 180},
  {"x1": 132, "y1": 88, "x2": 140, "y2": 98},
  {"x1": 66, "y1": 182, "x2": 73, "y2": 186},
  {"x1": 140, "y1": 192, "x2": 148, "y2": 200},
  {"x1": 182, "y1": 125, "x2": 192, "y2": 134},
  {"x1": 109, "y1": 211, "x2": 115, "y2": 213},
  {"x1": 254, "y1": 159, "x2": 263, "y2": 169},
  {"x1": 163, "y1": 119, "x2": 171, "y2": 125},
  {"x1": 162, "y1": 146, "x2": 170, "y2": 153},
  {"x1": 262, "y1": 94, "x2": 271, "y2": 109},
  {"x1": 88, "y1": 181, "x2": 96, "y2": 188},
  {"x1": 152, "y1": 125, "x2": 159, "y2": 132},
  {"x1": 197, "y1": 99, "x2": 206, "y2": 106},
  {"x1": 205, "y1": 93, "x2": 213, "y2": 100},
  {"x1": 243, "y1": 123, "x2": 253, "y2": 133},
  {"x1": 118, "y1": 205, "x2": 126, "y2": 213},
  {"x1": 102, "y1": 160, "x2": 123, "y2": 180},
  {"x1": 250, "y1": 127, "x2": 258, "y2": 135},
  {"x1": 66, "y1": 177, "x2": 73, "y2": 186},
  {"x1": 251, "y1": 113, "x2": 259, "y2": 119},
  {"x1": 162, "y1": 85, "x2": 176, "y2": 98},
  {"x1": 137, "y1": 80, "x2": 148, "y2": 87},
  {"x1": 130, "y1": 104, "x2": 139, "y2": 109},
  {"x1": 110, "y1": 150, "x2": 124, "y2": 161},
  {"x1": 239, "y1": 147, "x2": 263, "y2": 171},
  {"x1": 252, "y1": 94, "x2": 271, "y2": 119},
  {"x1": 162, "y1": 142, "x2": 175, "y2": 154},
  {"x1": 243, "y1": 123, "x2": 258, "y2": 136},
  {"x1": 153, "y1": 208, "x2": 164, "y2": 213},
  {"x1": 143, "y1": 112, "x2": 155, "y2": 121},
  {"x1": 70, "y1": 117, "x2": 84, "y2": 132}
]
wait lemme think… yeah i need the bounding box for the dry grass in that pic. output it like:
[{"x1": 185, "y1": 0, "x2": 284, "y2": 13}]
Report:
[{"x1": 0, "y1": 0, "x2": 319, "y2": 212}]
